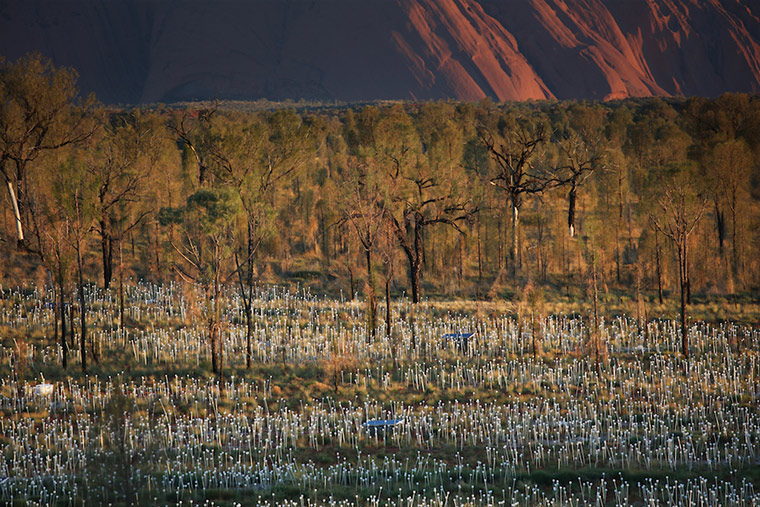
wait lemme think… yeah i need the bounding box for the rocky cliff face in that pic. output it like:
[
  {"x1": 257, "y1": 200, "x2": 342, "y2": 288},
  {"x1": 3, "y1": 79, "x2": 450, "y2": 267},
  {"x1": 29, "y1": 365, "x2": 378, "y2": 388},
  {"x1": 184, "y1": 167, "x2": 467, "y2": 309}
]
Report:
[{"x1": 1, "y1": 0, "x2": 758, "y2": 104}]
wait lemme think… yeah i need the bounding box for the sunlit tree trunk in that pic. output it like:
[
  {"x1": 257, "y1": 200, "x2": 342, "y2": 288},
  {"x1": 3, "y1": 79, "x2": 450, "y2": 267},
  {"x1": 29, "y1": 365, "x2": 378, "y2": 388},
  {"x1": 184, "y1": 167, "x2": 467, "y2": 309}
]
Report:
[
  {"x1": 100, "y1": 217, "x2": 114, "y2": 289},
  {"x1": 365, "y1": 247, "x2": 377, "y2": 339},
  {"x1": 510, "y1": 194, "x2": 519, "y2": 279},
  {"x1": 119, "y1": 238, "x2": 125, "y2": 333},
  {"x1": 5, "y1": 180, "x2": 24, "y2": 245},
  {"x1": 57, "y1": 265, "x2": 68, "y2": 369},
  {"x1": 385, "y1": 276, "x2": 391, "y2": 342},
  {"x1": 76, "y1": 240, "x2": 87, "y2": 373},
  {"x1": 567, "y1": 183, "x2": 578, "y2": 238},
  {"x1": 677, "y1": 242, "x2": 689, "y2": 358}
]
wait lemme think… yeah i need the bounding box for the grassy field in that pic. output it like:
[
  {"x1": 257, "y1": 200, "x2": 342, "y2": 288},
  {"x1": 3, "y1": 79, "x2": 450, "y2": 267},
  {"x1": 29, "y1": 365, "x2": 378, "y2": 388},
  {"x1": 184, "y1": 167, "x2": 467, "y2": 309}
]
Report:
[{"x1": 1, "y1": 282, "x2": 759, "y2": 505}]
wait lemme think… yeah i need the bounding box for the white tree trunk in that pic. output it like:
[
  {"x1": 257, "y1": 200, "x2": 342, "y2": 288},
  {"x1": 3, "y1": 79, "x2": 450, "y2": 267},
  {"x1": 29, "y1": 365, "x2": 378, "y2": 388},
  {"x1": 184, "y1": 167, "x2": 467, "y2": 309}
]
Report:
[{"x1": 6, "y1": 180, "x2": 24, "y2": 242}]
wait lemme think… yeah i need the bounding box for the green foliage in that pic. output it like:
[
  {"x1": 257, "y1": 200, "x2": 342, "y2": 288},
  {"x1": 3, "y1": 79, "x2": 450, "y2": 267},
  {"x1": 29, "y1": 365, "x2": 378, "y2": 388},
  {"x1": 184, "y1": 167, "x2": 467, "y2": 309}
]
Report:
[
  {"x1": 186, "y1": 187, "x2": 240, "y2": 232},
  {"x1": 52, "y1": 157, "x2": 99, "y2": 227},
  {"x1": 2, "y1": 62, "x2": 760, "y2": 305}
]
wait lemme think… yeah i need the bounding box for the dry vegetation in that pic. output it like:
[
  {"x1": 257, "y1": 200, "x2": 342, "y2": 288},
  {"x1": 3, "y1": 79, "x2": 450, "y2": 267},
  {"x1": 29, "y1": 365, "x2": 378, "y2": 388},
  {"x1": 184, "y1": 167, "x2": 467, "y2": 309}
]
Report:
[
  {"x1": 1, "y1": 54, "x2": 760, "y2": 505},
  {"x1": 0, "y1": 284, "x2": 759, "y2": 505}
]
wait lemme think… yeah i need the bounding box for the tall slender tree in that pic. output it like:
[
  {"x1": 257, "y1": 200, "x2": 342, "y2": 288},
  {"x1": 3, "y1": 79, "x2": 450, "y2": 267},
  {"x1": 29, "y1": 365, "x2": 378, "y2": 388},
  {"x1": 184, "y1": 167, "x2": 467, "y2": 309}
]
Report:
[
  {"x1": 172, "y1": 109, "x2": 312, "y2": 368},
  {"x1": 52, "y1": 156, "x2": 98, "y2": 372},
  {"x1": 339, "y1": 158, "x2": 387, "y2": 338},
  {"x1": 159, "y1": 187, "x2": 241, "y2": 382},
  {"x1": 707, "y1": 139, "x2": 753, "y2": 282},
  {"x1": 0, "y1": 53, "x2": 95, "y2": 250},
  {"x1": 650, "y1": 164, "x2": 706, "y2": 358},
  {"x1": 378, "y1": 106, "x2": 478, "y2": 304},
  {"x1": 86, "y1": 110, "x2": 159, "y2": 288},
  {"x1": 478, "y1": 113, "x2": 556, "y2": 278}
]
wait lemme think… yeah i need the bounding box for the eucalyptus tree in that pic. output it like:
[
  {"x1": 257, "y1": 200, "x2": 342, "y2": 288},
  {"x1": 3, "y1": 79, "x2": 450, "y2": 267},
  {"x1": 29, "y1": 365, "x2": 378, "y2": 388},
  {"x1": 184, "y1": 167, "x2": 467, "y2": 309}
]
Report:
[
  {"x1": 650, "y1": 163, "x2": 706, "y2": 358},
  {"x1": 341, "y1": 106, "x2": 399, "y2": 336},
  {"x1": 380, "y1": 105, "x2": 478, "y2": 304},
  {"x1": 170, "y1": 109, "x2": 267, "y2": 369},
  {"x1": 51, "y1": 156, "x2": 99, "y2": 372},
  {"x1": 166, "y1": 108, "x2": 311, "y2": 369},
  {"x1": 605, "y1": 105, "x2": 634, "y2": 262},
  {"x1": 168, "y1": 106, "x2": 218, "y2": 188},
  {"x1": 339, "y1": 144, "x2": 388, "y2": 339},
  {"x1": 159, "y1": 187, "x2": 241, "y2": 379},
  {"x1": 0, "y1": 53, "x2": 96, "y2": 250},
  {"x1": 552, "y1": 105, "x2": 607, "y2": 238},
  {"x1": 38, "y1": 187, "x2": 74, "y2": 368},
  {"x1": 478, "y1": 112, "x2": 556, "y2": 278},
  {"x1": 377, "y1": 216, "x2": 398, "y2": 349},
  {"x1": 85, "y1": 110, "x2": 161, "y2": 290},
  {"x1": 706, "y1": 139, "x2": 753, "y2": 282},
  {"x1": 579, "y1": 216, "x2": 607, "y2": 370},
  {"x1": 221, "y1": 110, "x2": 311, "y2": 368},
  {"x1": 627, "y1": 102, "x2": 694, "y2": 299}
]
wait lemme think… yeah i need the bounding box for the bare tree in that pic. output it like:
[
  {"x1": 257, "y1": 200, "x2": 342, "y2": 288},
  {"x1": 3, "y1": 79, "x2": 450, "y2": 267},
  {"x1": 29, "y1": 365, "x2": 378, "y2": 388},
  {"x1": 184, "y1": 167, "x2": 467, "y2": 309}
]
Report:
[
  {"x1": 387, "y1": 168, "x2": 476, "y2": 304},
  {"x1": 478, "y1": 115, "x2": 556, "y2": 278},
  {"x1": 555, "y1": 130, "x2": 606, "y2": 237}
]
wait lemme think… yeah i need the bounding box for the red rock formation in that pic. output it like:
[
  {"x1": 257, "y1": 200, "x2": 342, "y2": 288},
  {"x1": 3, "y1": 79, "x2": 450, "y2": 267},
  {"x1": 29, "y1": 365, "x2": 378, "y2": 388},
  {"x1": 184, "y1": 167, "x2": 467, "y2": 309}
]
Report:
[
  {"x1": 479, "y1": 0, "x2": 760, "y2": 99},
  {"x1": 0, "y1": 0, "x2": 758, "y2": 103},
  {"x1": 392, "y1": 0, "x2": 554, "y2": 101}
]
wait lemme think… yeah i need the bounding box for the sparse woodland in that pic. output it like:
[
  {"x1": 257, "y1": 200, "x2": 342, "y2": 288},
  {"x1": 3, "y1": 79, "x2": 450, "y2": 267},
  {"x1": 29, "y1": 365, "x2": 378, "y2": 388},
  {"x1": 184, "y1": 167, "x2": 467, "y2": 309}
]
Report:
[
  {"x1": 2, "y1": 53, "x2": 760, "y2": 506},
  {"x1": 2, "y1": 55, "x2": 759, "y2": 315}
]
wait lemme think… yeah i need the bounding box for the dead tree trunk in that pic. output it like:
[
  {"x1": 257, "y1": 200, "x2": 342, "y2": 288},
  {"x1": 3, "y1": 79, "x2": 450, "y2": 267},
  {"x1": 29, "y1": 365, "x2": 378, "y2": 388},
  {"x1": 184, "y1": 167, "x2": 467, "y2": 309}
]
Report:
[
  {"x1": 76, "y1": 244, "x2": 87, "y2": 373},
  {"x1": 100, "y1": 218, "x2": 114, "y2": 289},
  {"x1": 57, "y1": 268, "x2": 68, "y2": 369},
  {"x1": 510, "y1": 194, "x2": 520, "y2": 278},
  {"x1": 678, "y1": 243, "x2": 689, "y2": 358},
  {"x1": 366, "y1": 247, "x2": 377, "y2": 340},
  {"x1": 567, "y1": 184, "x2": 577, "y2": 238},
  {"x1": 385, "y1": 276, "x2": 392, "y2": 342}
]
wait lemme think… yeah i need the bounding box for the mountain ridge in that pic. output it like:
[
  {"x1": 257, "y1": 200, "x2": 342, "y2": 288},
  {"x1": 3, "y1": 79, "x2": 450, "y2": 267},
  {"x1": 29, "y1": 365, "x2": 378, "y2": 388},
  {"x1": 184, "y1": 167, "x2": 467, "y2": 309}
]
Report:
[{"x1": 1, "y1": 0, "x2": 758, "y2": 104}]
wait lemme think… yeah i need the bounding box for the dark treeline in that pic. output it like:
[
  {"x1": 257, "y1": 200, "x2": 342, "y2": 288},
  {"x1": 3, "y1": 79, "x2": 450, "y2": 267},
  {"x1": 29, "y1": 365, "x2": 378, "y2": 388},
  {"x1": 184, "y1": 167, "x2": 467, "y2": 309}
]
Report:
[{"x1": 2, "y1": 54, "x2": 760, "y2": 367}]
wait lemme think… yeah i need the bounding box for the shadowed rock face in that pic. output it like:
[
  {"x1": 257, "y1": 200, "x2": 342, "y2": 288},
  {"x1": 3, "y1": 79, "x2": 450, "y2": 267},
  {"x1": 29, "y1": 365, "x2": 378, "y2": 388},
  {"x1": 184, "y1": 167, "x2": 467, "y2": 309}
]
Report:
[{"x1": 1, "y1": 0, "x2": 758, "y2": 104}]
